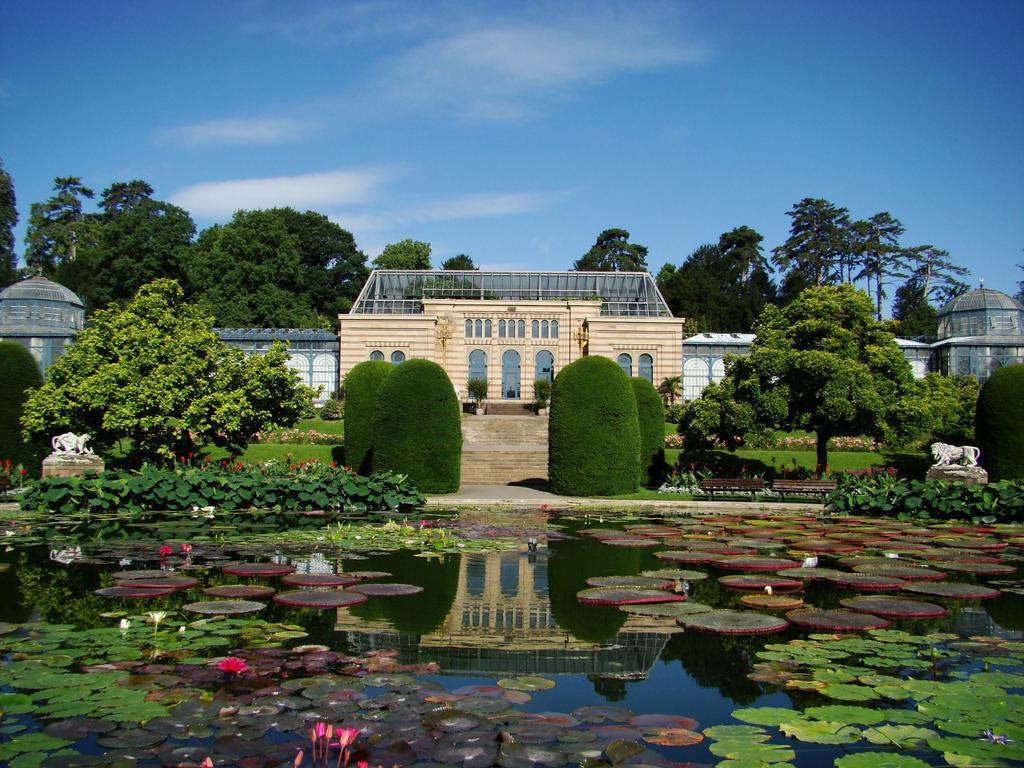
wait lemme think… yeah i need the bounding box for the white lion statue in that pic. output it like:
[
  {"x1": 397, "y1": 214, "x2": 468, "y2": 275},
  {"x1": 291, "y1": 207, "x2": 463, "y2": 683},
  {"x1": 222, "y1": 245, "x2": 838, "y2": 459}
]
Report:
[
  {"x1": 930, "y1": 442, "x2": 980, "y2": 468},
  {"x1": 51, "y1": 432, "x2": 93, "y2": 456}
]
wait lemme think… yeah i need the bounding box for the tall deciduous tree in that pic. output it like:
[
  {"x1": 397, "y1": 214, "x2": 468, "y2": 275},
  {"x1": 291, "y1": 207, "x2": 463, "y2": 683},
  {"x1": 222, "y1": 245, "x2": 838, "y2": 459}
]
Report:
[
  {"x1": 772, "y1": 198, "x2": 849, "y2": 287},
  {"x1": 574, "y1": 228, "x2": 649, "y2": 272},
  {"x1": 904, "y1": 245, "x2": 968, "y2": 304},
  {"x1": 679, "y1": 285, "x2": 915, "y2": 473},
  {"x1": 188, "y1": 208, "x2": 365, "y2": 327},
  {"x1": 373, "y1": 239, "x2": 431, "y2": 270},
  {"x1": 21, "y1": 279, "x2": 312, "y2": 463},
  {"x1": 59, "y1": 181, "x2": 195, "y2": 311},
  {"x1": 0, "y1": 159, "x2": 17, "y2": 287},
  {"x1": 24, "y1": 177, "x2": 96, "y2": 276},
  {"x1": 441, "y1": 254, "x2": 476, "y2": 270}
]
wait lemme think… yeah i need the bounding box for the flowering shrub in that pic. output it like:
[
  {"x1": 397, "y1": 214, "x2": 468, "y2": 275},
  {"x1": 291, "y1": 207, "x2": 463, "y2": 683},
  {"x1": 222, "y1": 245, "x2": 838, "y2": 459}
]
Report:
[
  {"x1": 0, "y1": 459, "x2": 29, "y2": 490},
  {"x1": 259, "y1": 428, "x2": 341, "y2": 445}
]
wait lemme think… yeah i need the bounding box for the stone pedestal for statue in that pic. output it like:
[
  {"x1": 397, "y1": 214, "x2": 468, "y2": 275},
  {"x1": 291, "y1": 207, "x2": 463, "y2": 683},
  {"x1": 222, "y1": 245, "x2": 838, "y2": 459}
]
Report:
[
  {"x1": 926, "y1": 464, "x2": 988, "y2": 484},
  {"x1": 42, "y1": 452, "x2": 105, "y2": 478}
]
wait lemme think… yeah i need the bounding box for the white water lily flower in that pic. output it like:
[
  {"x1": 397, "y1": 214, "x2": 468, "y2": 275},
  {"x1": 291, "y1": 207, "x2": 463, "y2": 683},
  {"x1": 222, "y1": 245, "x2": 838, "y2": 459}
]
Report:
[
  {"x1": 147, "y1": 611, "x2": 170, "y2": 631},
  {"x1": 119, "y1": 619, "x2": 131, "y2": 632}
]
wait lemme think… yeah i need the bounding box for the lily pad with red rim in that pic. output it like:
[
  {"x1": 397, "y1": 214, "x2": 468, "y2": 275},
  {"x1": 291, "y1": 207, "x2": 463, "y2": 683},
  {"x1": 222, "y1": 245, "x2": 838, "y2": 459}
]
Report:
[
  {"x1": 654, "y1": 550, "x2": 718, "y2": 565},
  {"x1": 273, "y1": 590, "x2": 369, "y2": 608},
  {"x1": 628, "y1": 713, "x2": 699, "y2": 730},
  {"x1": 349, "y1": 583, "x2": 425, "y2": 597},
  {"x1": 740, "y1": 594, "x2": 804, "y2": 610},
  {"x1": 111, "y1": 570, "x2": 173, "y2": 580},
  {"x1": 95, "y1": 586, "x2": 176, "y2": 598},
  {"x1": 826, "y1": 573, "x2": 908, "y2": 591},
  {"x1": 839, "y1": 595, "x2": 948, "y2": 619},
  {"x1": 113, "y1": 576, "x2": 199, "y2": 590},
  {"x1": 586, "y1": 575, "x2": 675, "y2": 590},
  {"x1": 344, "y1": 570, "x2": 391, "y2": 579},
  {"x1": 902, "y1": 582, "x2": 1001, "y2": 600},
  {"x1": 678, "y1": 609, "x2": 789, "y2": 635},
  {"x1": 222, "y1": 563, "x2": 296, "y2": 577},
  {"x1": 203, "y1": 584, "x2": 276, "y2": 599},
  {"x1": 853, "y1": 565, "x2": 947, "y2": 581},
  {"x1": 776, "y1": 566, "x2": 845, "y2": 580},
  {"x1": 718, "y1": 574, "x2": 802, "y2": 592},
  {"x1": 281, "y1": 573, "x2": 360, "y2": 587},
  {"x1": 922, "y1": 561, "x2": 1016, "y2": 576},
  {"x1": 576, "y1": 587, "x2": 686, "y2": 606},
  {"x1": 712, "y1": 556, "x2": 800, "y2": 572},
  {"x1": 785, "y1": 608, "x2": 890, "y2": 631},
  {"x1": 183, "y1": 599, "x2": 266, "y2": 615}
]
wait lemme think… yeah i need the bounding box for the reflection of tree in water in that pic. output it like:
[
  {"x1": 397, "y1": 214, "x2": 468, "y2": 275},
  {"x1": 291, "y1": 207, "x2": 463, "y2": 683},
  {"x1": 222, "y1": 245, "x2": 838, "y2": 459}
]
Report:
[
  {"x1": 15, "y1": 550, "x2": 119, "y2": 627},
  {"x1": 660, "y1": 631, "x2": 768, "y2": 705},
  {"x1": 980, "y1": 592, "x2": 1024, "y2": 632},
  {"x1": 547, "y1": 532, "x2": 655, "y2": 643},
  {"x1": 345, "y1": 550, "x2": 459, "y2": 634},
  {"x1": 588, "y1": 673, "x2": 627, "y2": 702}
]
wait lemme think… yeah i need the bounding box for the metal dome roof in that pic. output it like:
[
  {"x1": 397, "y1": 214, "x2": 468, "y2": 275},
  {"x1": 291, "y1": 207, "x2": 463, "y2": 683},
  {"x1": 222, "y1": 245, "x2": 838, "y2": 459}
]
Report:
[
  {"x1": 937, "y1": 287, "x2": 1023, "y2": 316},
  {"x1": 0, "y1": 276, "x2": 84, "y2": 308}
]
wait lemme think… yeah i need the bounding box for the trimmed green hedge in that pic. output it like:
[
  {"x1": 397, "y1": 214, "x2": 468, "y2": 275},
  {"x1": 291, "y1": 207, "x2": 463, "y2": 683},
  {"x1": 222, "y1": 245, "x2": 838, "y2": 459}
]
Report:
[
  {"x1": 976, "y1": 364, "x2": 1024, "y2": 481},
  {"x1": 630, "y1": 377, "x2": 667, "y2": 487},
  {"x1": 549, "y1": 356, "x2": 640, "y2": 496},
  {"x1": 828, "y1": 474, "x2": 1024, "y2": 522},
  {"x1": 0, "y1": 341, "x2": 43, "y2": 474},
  {"x1": 343, "y1": 360, "x2": 393, "y2": 474},
  {"x1": 372, "y1": 359, "x2": 461, "y2": 493}
]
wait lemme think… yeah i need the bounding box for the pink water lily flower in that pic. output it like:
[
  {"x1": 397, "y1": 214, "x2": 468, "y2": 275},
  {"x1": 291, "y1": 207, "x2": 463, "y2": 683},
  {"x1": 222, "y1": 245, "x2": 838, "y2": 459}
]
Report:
[
  {"x1": 158, "y1": 544, "x2": 173, "y2": 557},
  {"x1": 217, "y1": 656, "x2": 248, "y2": 675}
]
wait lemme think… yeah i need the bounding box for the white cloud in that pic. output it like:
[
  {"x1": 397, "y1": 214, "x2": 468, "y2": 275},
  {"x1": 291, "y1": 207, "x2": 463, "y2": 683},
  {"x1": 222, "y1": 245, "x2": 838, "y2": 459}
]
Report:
[
  {"x1": 157, "y1": 116, "x2": 320, "y2": 147},
  {"x1": 334, "y1": 190, "x2": 557, "y2": 232},
  {"x1": 170, "y1": 167, "x2": 394, "y2": 218}
]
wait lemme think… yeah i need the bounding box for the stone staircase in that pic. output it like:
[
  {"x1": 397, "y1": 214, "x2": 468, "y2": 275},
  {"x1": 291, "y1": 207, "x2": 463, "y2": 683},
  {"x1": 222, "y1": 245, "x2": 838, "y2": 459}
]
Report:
[{"x1": 460, "y1": 413, "x2": 549, "y2": 485}]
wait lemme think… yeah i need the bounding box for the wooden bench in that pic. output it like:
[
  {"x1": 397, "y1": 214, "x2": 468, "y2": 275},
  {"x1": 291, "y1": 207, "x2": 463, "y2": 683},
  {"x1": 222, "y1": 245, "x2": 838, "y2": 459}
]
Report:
[
  {"x1": 771, "y1": 479, "x2": 837, "y2": 501},
  {"x1": 699, "y1": 478, "x2": 766, "y2": 500}
]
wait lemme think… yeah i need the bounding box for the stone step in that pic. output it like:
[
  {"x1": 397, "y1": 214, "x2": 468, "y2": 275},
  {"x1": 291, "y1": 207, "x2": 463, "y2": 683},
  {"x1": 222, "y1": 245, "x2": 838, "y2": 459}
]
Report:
[
  {"x1": 459, "y1": 414, "x2": 550, "y2": 485},
  {"x1": 460, "y1": 450, "x2": 548, "y2": 484},
  {"x1": 483, "y1": 402, "x2": 537, "y2": 416}
]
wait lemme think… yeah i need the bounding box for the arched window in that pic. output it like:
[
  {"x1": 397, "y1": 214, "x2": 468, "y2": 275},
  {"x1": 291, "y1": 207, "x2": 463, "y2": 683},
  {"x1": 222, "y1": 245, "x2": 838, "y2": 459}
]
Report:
[
  {"x1": 370, "y1": 350, "x2": 384, "y2": 361},
  {"x1": 508, "y1": 320, "x2": 515, "y2": 338},
  {"x1": 617, "y1": 353, "x2": 633, "y2": 377},
  {"x1": 551, "y1": 320, "x2": 559, "y2": 338},
  {"x1": 468, "y1": 349, "x2": 487, "y2": 395},
  {"x1": 531, "y1": 320, "x2": 539, "y2": 338},
  {"x1": 518, "y1": 320, "x2": 525, "y2": 338},
  {"x1": 475, "y1": 319, "x2": 483, "y2": 337},
  {"x1": 391, "y1": 350, "x2": 406, "y2": 365},
  {"x1": 535, "y1": 350, "x2": 554, "y2": 382},
  {"x1": 465, "y1": 319, "x2": 473, "y2": 338},
  {"x1": 638, "y1": 353, "x2": 653, "y2": 383},
  {"x1": 541, "y1": 320, "x2": 549, "y2": 338},
  {"x1": 485, "y1": 319, "x2": 492, "y2": 337},
  {"x1": 498, "y1": 320, "x2": 506, "y2": 338}
]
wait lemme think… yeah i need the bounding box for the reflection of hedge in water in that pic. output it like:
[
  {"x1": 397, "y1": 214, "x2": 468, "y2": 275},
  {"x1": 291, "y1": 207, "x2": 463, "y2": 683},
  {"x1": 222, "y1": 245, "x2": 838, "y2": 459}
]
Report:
[
  {"x1": 344, "y1": 550, "x2": 459, "y2": 634},
  {"x1": 659, "y1": 631, "x2": 767, "y2": 706},
  {"x1": 16, "y1": 552, "x2": 129, "y2": 627},
  {"x1": 979, "y1": 590, "x2": 1024, "y2": 631},
  {"x1": 547, "y1": 532, "x2": 652, "y2": 643}
]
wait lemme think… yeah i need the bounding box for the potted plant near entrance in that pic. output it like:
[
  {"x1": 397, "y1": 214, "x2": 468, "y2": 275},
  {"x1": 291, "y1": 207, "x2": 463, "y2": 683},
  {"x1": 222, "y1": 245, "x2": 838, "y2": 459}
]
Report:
[
  {"x1": 533, "y1": 378, "x2": 552, "y2": 413},
  {"x1": 467, "y1": 378, "x2": 489, "y2": 415}
]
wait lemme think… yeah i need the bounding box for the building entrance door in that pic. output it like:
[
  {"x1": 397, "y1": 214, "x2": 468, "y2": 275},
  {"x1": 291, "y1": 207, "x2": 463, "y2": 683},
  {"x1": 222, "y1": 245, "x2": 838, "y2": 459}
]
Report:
[{"x1": 501, "y1": 350, "x2": 521, "y2": 399}]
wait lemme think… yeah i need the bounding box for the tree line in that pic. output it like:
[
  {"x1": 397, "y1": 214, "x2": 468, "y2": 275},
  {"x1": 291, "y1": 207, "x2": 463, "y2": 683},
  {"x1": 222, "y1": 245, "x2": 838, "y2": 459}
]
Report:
[{"x1": 0, "y1": 164, "x2": 987, "y2": 336}]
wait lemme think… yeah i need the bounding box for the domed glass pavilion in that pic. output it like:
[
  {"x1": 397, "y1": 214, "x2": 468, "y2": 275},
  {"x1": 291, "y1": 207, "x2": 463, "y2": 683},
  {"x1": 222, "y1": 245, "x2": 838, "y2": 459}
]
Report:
[
  {"x1": 0, "y1": 276, "x2": 85, "y2": 374},
  {"x1": 933, "y1": 287, "x2": 1024, "y2": 383}
]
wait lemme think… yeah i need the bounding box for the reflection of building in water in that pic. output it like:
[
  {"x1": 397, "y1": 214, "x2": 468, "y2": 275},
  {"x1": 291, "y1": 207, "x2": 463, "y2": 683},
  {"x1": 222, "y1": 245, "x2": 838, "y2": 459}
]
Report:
[
  {"x1": 336, "y1": 551, "x2": 669, "y2": 679},
  {"x1": 956, "y1": 607, "x2": 1023, "y2": 640}
]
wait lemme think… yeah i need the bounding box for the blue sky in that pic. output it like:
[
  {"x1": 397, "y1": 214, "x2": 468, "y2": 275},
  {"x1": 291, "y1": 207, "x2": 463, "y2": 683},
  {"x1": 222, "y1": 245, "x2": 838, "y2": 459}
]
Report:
[{"x1": 2, "y1": 0, "x2": 1022, "y2": 303}]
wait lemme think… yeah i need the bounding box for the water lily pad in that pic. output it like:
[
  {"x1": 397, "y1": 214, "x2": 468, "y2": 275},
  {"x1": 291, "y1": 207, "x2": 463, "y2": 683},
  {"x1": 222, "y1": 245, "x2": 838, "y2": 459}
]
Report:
[
  {"x1": 628, "y1": 713, "x2": 699, "y2": 730},
  {"x1": 182, "y1": 599, "x2": 266, "y2": 615},
  {"x1": 281, "y1": 573, "x2": 360, "y2": 587},
  {"x1": 96, "y1": 728, "x2": 166, "y2": 748},
  {"x1": 42, "y1": 718, "x2": 117, "y2": 739},
  {"x1": 602, "y1": 536, "x2": 661, "y2": 547},
  {"x1": 641, "y1": 727, "x2": 704, "y2": 746},
  {"x1": 778, "y1": 719, "x2": 860, "y2": 744},
  {"x1": 95, "y1": 586, "x2": 176, "y2": 598},
  {"x1": 653, "y1": 550, "x2": 718, "y2": 564},
  {"x1": 203, "y1": 584, "x2": 276, "y2": 599},
  {"x1": 927, "y1": 561, "x2": 1016, "y2": 575},
  {"x1": 712, "y1": 555, "x2": 800, "y2": 571},
  {"x1": 222, "y1": 563, "x2": 296, "y2": 577},
  {"x1": 902, "y1": 582, "x2": 1001, "y2": 599},
  {"x1": 586, "y1": 575, "x2": 674, "y2": 590},
  {"x1": 639, "y1": 568, "x2": 708, "y2": 581},
  {"x1": 840, "y1": 596, "x2": 948, "y2": 619},
  {"x1": 110, "y1": 570, "x2": 173, "y2": 580},
  {"x1": 853, "y1": 565, "x2": 947, "y2": 581},
  {"x1": 718, "y1": 574, "x2": 802, "y2": 591},
  {"x1": 678, "y1": 609, "x2": 789, "y2": 635},
  {"x1": 273, "y1": 590, "x2": 369, "y2": 607},
  {"x1": 803, "y1": 705, "x2": 884, "y2": 724},
  {"x1": 601, "y1": 738, "x2": 645, "y2": 764},
  {"x1": 344, "y1": 570, "x2": 391, "y2": 579},
  {"x1": 731, "y1": 707, "x2": 802, "y2": 726},
  {"x1": 785, "y1": 609, "x2": 890, "y2": 631},
  {"x1": 834, "y1": 755, "x2": 932, "y2": 768},
  {"x1": 861, "y1": 724, "x2": 935, "y2": 745},
  {"x1": 498, "y1": 741, "x2": 567, "y2": 767},
  {"x1": 348, "y1": 582, "x2": 424, "y2": 596},
  {"x1": 113, "y1": 576, "x2": 198, "y2": 590},
  {"x1": 576, "y1": 587, "x2": 685, "y2": 606},
  {"x1": 740, "y1": 594, "x2": 804, "y2": 610},
  {"x1": 776, "y1": 566, "x2": 845, "y2": 580},
  {"x1": 827, "y1": 573, "x2": 908, "y2": 591},
  {"x1": 423, "y1": 708, "x2": 483, "y2": 731},
  {"x1": 498, "y1": 676, "x2": 555, "y2": 691},
  {"x1": 619, "y1": 602, "x2": 713, "y2": 617},
  {"x1": 571, "y1": 705, "x2": 633, "y2": 724}
]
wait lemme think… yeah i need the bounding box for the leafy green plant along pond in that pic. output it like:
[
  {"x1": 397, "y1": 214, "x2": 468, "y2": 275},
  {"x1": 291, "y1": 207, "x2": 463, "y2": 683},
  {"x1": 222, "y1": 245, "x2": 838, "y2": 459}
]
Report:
[{"x1": 1, "y1": 510, "x2": 1023, "y2": 768}]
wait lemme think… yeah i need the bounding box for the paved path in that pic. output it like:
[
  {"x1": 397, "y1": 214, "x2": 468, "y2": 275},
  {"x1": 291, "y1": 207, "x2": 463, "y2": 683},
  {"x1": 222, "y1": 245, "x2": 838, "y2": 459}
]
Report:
[{"x1": 426, "y1": 484, "x2": 824, "y2": 514}]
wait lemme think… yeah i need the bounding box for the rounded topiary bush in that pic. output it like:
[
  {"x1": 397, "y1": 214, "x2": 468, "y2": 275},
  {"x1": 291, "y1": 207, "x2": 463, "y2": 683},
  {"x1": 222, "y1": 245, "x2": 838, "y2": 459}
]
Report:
[
  {"x1": 0, "y1": 341, "x2": 43, "y2": 475},
  {"x1": 975, "y1": 363, "x2": 1024, "y2": 481},
  {"x1": 549, "y1": 356, "x2": 640, "y2": 496},
  {"x1": 630, "y1": 377, "x2": 667, "y2": 487},
  {"x1": 343, "y1": 361, "x2": 393, "y2": 474},
  {"x1": 372, "y1": 359, "x2": 461, "y2": 493}
]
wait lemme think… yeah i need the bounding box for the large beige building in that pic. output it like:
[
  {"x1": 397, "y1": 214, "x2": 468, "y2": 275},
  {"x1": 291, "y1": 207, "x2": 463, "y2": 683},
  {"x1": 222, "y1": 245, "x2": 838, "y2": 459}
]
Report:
[{"x1": 338, "y1": 270, "x2": 686, "y2": 401}]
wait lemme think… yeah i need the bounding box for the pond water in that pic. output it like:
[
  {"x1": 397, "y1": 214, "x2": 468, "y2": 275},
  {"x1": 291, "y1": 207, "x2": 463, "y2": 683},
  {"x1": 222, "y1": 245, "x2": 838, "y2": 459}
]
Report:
[{"x1": 1, "y1": 509, "x2": 1023, "y2": 768}]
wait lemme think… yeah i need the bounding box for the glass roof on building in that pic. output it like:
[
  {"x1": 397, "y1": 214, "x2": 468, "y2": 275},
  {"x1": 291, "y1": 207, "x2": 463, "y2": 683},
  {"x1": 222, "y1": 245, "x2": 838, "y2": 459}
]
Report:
[{"x1": 350, "y1": 270, "x2": 673, "y2": 317}]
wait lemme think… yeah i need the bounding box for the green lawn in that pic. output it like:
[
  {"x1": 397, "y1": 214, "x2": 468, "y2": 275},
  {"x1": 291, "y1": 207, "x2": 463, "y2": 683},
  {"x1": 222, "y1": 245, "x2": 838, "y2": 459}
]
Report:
[{"x1": 294, "y1": 417, "x2": 344, "y2": 435}]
